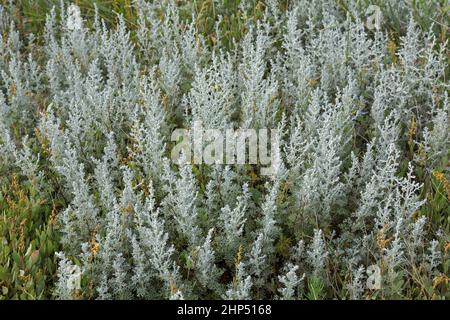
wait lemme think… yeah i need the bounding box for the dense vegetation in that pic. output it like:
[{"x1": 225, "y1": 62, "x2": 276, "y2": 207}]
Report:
[{"x1": 0, "y1": 0, "x2": 448, "y2": 300}]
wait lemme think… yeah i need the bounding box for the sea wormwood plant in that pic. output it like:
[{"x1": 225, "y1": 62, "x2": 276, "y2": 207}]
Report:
[{"x1": 0, "y1": 0, "x2": 448, "y2": 300}]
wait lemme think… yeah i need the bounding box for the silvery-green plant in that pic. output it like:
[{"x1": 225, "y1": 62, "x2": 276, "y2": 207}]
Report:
[
  {"x1": 0, "y1": 0, "x2": 447, "y2": 300},
  {"x1": 278, "y1": 264, "x2": 304, "y2": 300}
]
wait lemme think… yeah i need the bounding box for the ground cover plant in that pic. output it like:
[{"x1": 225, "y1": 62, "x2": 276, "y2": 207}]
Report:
[{"x1": 0, "y1": 0, "x2": 449, "y2": 300}]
